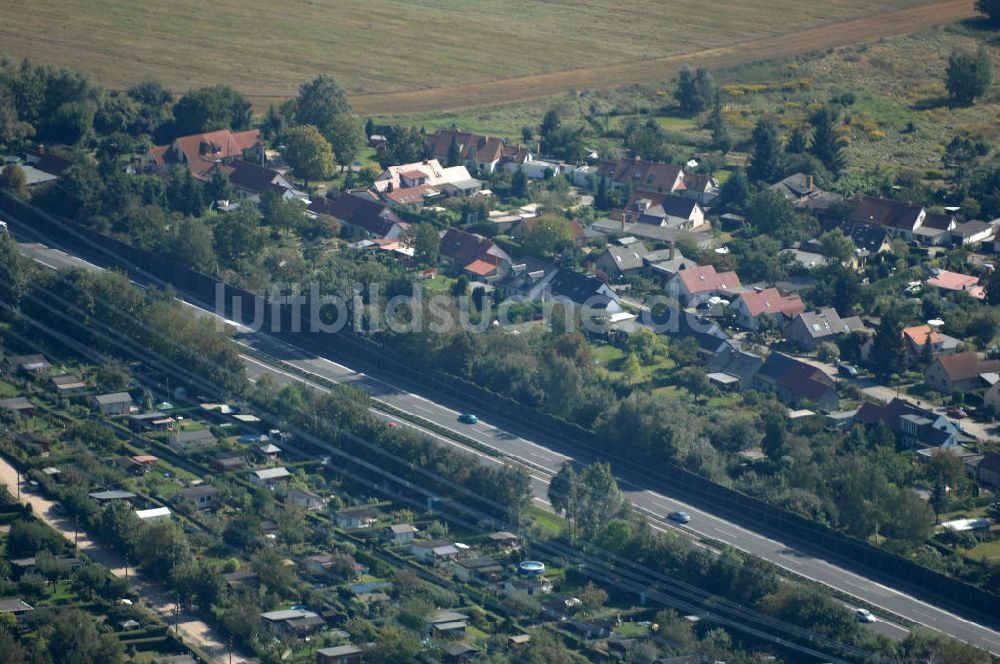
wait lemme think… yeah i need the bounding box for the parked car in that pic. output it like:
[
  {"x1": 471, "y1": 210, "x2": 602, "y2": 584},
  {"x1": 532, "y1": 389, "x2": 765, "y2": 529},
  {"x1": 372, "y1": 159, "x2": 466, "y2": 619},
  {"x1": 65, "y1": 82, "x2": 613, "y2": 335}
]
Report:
[
  {"x1": 667, "y1": 511, "x2": 691, "y2": 524},
  {"x1": 837, "y1": 363, "x2": 859, "y2": 379},
  {"x1": 946, "y1": 406, "x2": 968, "y2": 419},
  {"x1": 458, "y1": 413, "x2": 479, "y2": 425},
  {"x1": 856, "y1": 608, "x2": 877, "y2": 623}
]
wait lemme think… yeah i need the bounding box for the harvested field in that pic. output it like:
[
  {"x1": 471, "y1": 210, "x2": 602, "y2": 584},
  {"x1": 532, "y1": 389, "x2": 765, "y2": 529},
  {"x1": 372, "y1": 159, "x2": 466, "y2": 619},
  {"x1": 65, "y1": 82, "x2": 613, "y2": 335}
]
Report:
[{"x1": 0, "y1": 0, "x2": 972, "y2": 115}]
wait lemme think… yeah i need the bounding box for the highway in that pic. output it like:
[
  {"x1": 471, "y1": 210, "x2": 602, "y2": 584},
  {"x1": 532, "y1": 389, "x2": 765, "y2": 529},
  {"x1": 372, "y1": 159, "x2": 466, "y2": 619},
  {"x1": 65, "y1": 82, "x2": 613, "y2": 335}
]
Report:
[{"x1": 7, "y1": 223, "x2": 1000, "y2": 655}]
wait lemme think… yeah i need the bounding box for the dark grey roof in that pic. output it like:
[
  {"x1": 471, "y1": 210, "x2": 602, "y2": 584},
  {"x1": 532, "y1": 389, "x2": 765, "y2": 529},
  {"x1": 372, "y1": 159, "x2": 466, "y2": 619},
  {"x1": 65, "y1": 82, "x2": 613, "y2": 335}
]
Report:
[
  {"x1": 707, "y1": 348, "x2": 764, "y2": 385},
  {"x1": 548, "y1": 270, "x2": 618, "y2": 307},
  {"x1": 793, "y1": 308, "x2": 865, "y2": 339}
]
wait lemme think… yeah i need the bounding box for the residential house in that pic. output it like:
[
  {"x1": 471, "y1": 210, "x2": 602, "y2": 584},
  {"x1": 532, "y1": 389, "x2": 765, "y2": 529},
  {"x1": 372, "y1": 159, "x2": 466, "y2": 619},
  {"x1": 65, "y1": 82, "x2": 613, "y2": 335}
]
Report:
[
  {"x1": 510, "y1": 216, "x2": 586, "y2": 246},
  {"x1": 411, "y1": 539, "x2": 460, "y2": 565},
  {"x1": 599, "y1": 157, "x2": 684, "y2": 194},
  {"x1": 286, "y1": 487, "x2": 326, "y2": 511},
  {"x1": 424, "y1": 128, "x2": 528, "y2": 174},
  {"x1": 925, "y1": 352, "x2": 1000, "y2": 393},
  {"x1": 452, "y1": 556, "x2": 503, "y2": 583},
  {"x1": 732, "y1": 288, "x2": 804, "y2": 331},
  {"x1": 610, "y1": 190, "x2": 707, "y2": 231},
  {"x1": 902, "y1": 324, "x2": 959, "y2": 360},
  {"x1": 595, "y1": 243, "x2": 649, "y2": 281},
  {"x1": 498, "y1": 256, "x2": 558, "y2": 301},
  {"x1": 249, "y1": 467, "x2": 292, "y2": 488},
  {"x1": 849, "y1": 196, "x2": 956, "y2": 245},
  {"x1": 135, "y1": 507, "x2": 171, "y2": 522},
  {"x1": 645, "y1": 247, "x2": 698, "y2": 286},
  {"x1": 706, "y1": 348, "x2": 764, "y2": 392},
  {"x1": 169, "y1": 428, "x2": 217, "y2": 452},
  {"x1": 670, "y1": 265, "x2": 742, "y2": 307},
  {"x1": 4, "y1": 354, "x2": 51, "y2": 373},
  {"x1": 950, "y1": 220, "x2": 996, "y2": 246},
  {"x1": 371, "y1": 159, "x2": 481, "y2": 206},
  {"x1": 439, "y1": 228, "x2": 512, "y2": 283},
  {"x1": 308, "y1": 192, "x2": 409, "y2": 240},
  {"x1": 985, "y1": 380, "x2": 1000, "y2": 412},
  {"x1": 820, "y1": 220, "x2": 893, "y2": 266},
  {"x1": 384, "y1": 523, "x2": 419, "y2": 545},
  {"x1": 972, "y1": 452, "x2": 1000, "y2": 488},
  {"x1": 591, "y1": 217, "x2": 718, "y2": 250},
  {"x1": 92, "y1": 392, "x2": 133, "y2": 416},
  {"x1": 220, "y1": 160, "x2": 308, "y2": 204},
  {"x1": 770, "y1": 172, "x2": 843, "y2": 211},
  {"x1": 786, "y1": 308, "x2": 866, "y2": 351},
  {"x1": 334, "y1": 505, "x2": 381, "y2": 529},
  {"x1": 316, "y1": 644, "x2": 364, "y2": 664},
  {"x1": 20, "y1": 148, "x2": 74, "y2": 188},
  {"x1": 51, "y1": 373, "x2": 87, "y2": 396},
  {"x1": 753, "y1": 353, "x2": 839, "y2": 411},
  {"x1": 926, "y1": 269, "x2": 985, "y2": 299},
  {"x1": 142, "y1": 129, "x2": 264, "y2": 180},
  {"x1": 88, "y1": 490, "x2": 137, "y2": 504},
  {"x1": 545, "y1": 269, "x2": 622, "y2": 316},
  {"x1": 854, "y1": 398, "x2": 964, "y2": 448},
  {"x1": 175, "y1": 485, "x2": 220, "y2": 511},
  {"x1": 679, "y1": 171, "x2": 719, "y2": 205},
  {"x1": 645, "y1": 305, "x2": 734, "y2": 355}
]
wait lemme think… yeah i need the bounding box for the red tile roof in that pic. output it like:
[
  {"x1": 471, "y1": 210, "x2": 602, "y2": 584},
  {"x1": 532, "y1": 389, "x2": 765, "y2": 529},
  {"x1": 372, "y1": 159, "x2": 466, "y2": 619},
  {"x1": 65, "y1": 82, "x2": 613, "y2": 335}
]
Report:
[
  {"x1": 738, "y1": 288, "x2": 804, "y2": 318},
  {"x1": 902, "y1": 324, "x2": 941, "y2": 347},
  {"x1": 464, "y1": 259, "x2": 499, "y2": 277},
  {"x1": 515, "y1": 216, "x2": 585, "y2": 241},
  {"x1": 934, "y1": 352, "x2": 1000, "y2": 382},
  {"x1": 149, "y1": 129, "x2": 262, "y2": 179},
  {"x1": 308, "y1": 193, "x2": 406, "y2": 238},
  {"x1": 600, "y1": 157, "x2": 684, "y2": 193},
  {"x1": 676, "y1": 265, "x2": 742, "y2": 294},
  {"x1": 927, "y1": 270, "x2": 979, "y2": 292},
  {"x1": 849, "y1": 196, "x2": 923, "y2": 231},
  {"x1": 424, "y1": 129, "x2": 504, "y2": 165}
]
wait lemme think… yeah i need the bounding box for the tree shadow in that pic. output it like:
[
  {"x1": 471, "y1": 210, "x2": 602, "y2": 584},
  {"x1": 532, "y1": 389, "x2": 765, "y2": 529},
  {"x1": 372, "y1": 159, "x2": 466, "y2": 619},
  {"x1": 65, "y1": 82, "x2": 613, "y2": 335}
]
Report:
[{"x1": 910, "y1": 96, "x2": 952, "y2": 111}]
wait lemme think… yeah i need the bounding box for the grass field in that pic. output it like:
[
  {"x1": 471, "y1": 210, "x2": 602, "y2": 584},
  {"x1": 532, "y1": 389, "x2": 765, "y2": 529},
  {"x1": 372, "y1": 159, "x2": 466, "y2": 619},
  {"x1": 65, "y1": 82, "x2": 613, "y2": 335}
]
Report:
[{"x1": 0, "y1": 0, "x2": 967, "y2": 114}]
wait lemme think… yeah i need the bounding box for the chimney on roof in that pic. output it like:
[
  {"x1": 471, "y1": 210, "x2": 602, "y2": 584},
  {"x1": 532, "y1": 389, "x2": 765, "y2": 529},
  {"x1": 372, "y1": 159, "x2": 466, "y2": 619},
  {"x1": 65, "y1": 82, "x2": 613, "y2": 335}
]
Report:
[
  {"x1": 37, "y1": 144, "x2": 45, "y2": 155},
  {"x1": 669, "y1": 242, "x2": 676, "y2": 260},
  {"x1": 387, "y1": 182, "x2": 393, "y2": 192},
  {"x1": 808, "y1": 175, "x2": 814, "y2": 192},
  {"x1": 621, "y1": 215, "x2": 626, "y2": 232}
]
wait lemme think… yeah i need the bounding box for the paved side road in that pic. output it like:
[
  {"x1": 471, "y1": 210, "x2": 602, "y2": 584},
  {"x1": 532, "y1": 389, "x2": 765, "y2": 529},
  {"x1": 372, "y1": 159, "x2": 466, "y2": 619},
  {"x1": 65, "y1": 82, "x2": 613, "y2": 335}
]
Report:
[{"x1": 0, "y1": 455, "x2": 250, "y2": 664}]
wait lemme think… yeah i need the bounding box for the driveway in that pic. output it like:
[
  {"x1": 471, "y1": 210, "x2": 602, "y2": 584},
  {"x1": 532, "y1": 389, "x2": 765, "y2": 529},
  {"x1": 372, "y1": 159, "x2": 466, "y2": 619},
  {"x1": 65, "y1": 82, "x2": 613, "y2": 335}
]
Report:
[{"x1": 0, "y1": 455, "x2": 251, "y2": 663}]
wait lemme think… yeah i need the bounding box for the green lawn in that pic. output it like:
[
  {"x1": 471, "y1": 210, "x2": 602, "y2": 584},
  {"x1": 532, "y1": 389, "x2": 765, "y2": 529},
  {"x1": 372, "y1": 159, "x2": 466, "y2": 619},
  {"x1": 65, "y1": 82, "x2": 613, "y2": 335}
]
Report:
[
  {"x1": 969, "y1": 537, "x2": 1000, "y2": 561},
  {"x1": 0, "y1": 381, "x2": 20, "y2": 398},
  {"x1": 526, "y1": 505, "x2": 565, "y2": 536},
  {"x1": 421, "y1": 274, "x2": 458, "y2": 294}
]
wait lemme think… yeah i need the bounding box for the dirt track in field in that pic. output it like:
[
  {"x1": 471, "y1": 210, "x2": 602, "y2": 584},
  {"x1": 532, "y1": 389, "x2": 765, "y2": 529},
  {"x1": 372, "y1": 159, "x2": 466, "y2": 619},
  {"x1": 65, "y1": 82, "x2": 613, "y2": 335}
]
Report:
[{"x1": 348, "y1": 0, "x2": 977, "y2": 115}]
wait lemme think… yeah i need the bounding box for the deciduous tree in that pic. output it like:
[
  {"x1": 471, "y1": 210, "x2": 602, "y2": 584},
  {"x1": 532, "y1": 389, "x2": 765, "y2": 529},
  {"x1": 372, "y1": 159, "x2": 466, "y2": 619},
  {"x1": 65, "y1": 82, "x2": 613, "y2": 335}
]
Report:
[
  {"x1": 283, "y1": 124, "x2": 335, "y2": 186},
  {"x1": 946, "y1": 48, "x2": 993, "y2": 106}
]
